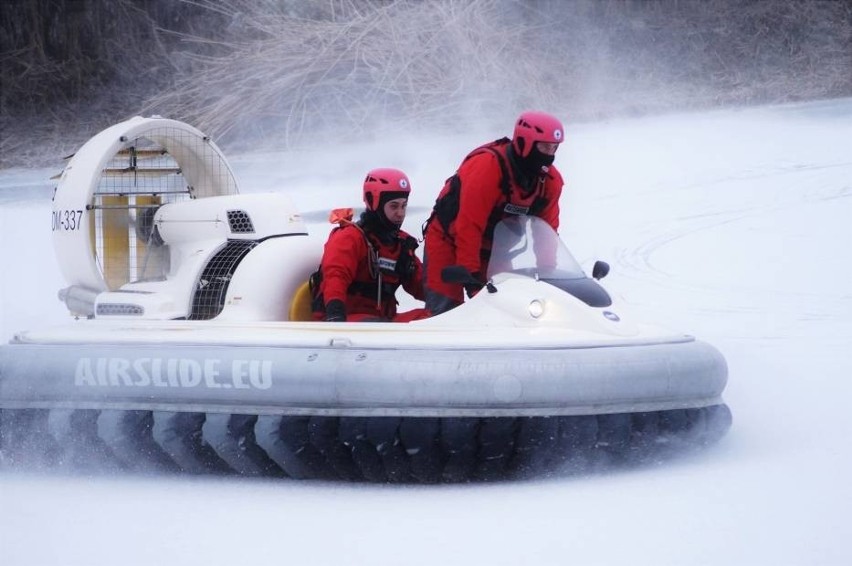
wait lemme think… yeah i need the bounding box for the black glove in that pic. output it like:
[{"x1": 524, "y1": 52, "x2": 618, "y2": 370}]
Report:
[
  {"x1": 464, "y1": 271, "x2": 483, "y2": 299},
  {"x1": 324, "y1": 299, "x2": 347, "y2": 322},
  {"x1": 395, "y1": 236, "x2": 419, "y2": 280}
]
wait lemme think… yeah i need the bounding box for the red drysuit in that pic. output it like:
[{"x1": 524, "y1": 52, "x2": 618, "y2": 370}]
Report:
[
  {"x1": 423, "y1": 139, "x2": 564, "y2": 312},
  {"x1": 313, "y1": 222, "x2": 426, "y2": 322}
]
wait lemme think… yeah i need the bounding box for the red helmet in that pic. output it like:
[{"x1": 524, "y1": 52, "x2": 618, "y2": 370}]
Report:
[
  {"x1": 363, "y1": 168, "x2": 411, "y2": 211},
  {"x1": 511, "y1": 111, "x2": 564, "y2": 158}
]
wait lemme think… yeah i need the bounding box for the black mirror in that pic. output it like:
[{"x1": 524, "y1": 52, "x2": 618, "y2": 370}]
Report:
[{"x1": 592, "y1": 260, "x2": 610, "y2": 280}]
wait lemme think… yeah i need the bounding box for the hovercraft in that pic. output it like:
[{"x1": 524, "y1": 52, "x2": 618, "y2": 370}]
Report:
[{"x1": 0, "y1": 117, "x2": 731, "y2": 482}]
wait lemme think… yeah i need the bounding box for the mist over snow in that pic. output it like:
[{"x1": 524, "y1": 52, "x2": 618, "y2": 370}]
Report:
[{"x1": 1, "y1": 97, "x2": 851, "y2": 565}]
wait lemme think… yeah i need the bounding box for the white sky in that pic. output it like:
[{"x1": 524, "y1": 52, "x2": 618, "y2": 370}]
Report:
[{"x1": 1, "y1": 98, "x2": 852, "y2": 565}]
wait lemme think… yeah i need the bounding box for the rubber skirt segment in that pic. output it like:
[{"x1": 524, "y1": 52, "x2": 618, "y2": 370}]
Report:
[
  {"x1": 0, "y1": 405, "x2": 733, "y2": 482},
  {"x1": 202, "y1": 413, "x2": 283, "y2": 477},
  {"x1": 152, "y1": 411, "x2": 231, "y2": 474}
]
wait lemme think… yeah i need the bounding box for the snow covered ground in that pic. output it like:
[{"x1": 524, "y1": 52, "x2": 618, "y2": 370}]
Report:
[{"x1": 1, "y1": 98, "x2": 851, "y2": 565}]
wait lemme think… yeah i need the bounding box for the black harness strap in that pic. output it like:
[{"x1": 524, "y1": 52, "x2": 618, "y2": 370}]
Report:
[
  {"x1": 348, "y1": 280, "x2": 400, "y2": 300},
  {"x1": 424, "y1": 138, "x2": 513, "y2": 237}
]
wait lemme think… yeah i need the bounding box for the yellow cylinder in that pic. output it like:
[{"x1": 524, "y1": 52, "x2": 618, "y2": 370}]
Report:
[
  {"x1": 133, "y1": 195, "x2": 164, "y2": 281},
  {"x1": 101, "y1": 195, "x2": 130, "y2": 290}
]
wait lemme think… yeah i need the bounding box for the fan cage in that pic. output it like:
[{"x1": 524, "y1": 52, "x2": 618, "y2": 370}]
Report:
[{"x1": 90, "y1": 128, "x2": 236, "y2": 291}]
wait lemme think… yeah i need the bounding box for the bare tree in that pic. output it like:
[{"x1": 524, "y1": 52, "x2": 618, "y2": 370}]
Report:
[{"x1": 2, "y1": 0, "x2": 850, "y2": 168}]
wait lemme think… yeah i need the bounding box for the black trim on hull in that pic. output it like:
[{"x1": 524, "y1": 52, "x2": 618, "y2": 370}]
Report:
[{"x1": 0, "y1": 406, "x2": 732, "y2": 482}]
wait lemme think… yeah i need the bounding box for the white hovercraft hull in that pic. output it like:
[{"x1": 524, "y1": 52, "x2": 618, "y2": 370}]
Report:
[
  {"x1": 0, "y1": 116, "x2": 731, "y2": 481},
  {"x1": 0, "y1": 316, "x2": 731, "y2": 482},
  {"x1": 1, "y1": 319, "x2": 726, "y2": 418}
]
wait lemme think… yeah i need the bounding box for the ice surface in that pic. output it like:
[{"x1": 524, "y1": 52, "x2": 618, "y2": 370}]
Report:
[{"x1": 1, "y1": 99, "x2": 851, "y2": 565}]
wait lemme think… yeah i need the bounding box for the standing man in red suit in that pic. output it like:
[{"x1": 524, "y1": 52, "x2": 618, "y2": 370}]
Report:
[{"x1": 422, "y1": 111, "x2": 565, "y2": 315}]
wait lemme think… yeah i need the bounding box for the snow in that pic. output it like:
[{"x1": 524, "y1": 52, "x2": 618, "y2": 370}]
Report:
[{"x1": 2, "y1": 98, "x2": 852, "y2": 565}]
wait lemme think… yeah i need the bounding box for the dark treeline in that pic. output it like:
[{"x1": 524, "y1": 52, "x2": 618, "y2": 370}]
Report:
[
  {"x1": 0, "y1": 0, "x2": 216, "y2": 114},
  {"x1": 1, "y1": 0, "x2": 850, "y2": 168},
  {"x1": 0, "y1": 0, "x2": 226, "y2": 165}
]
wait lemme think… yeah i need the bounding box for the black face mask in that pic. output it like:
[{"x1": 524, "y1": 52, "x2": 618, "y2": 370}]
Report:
[
  {"x1": 359, "y1": 210, "x2": 399, "y2": 243},
  {"x1": 523, "y1": 146, "x2": 555, "y2": 173},
  {"x1": 378, "y1": 209, "x2": 403, "y2": 231},
  {"x1": 507, "y1": 144, "x2": 551, "y2": 193}
]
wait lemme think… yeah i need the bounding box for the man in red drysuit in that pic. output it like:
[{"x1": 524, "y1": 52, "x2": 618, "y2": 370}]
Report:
[
  {"x1": 312, "y1": 168, "x2": 428, "y2": 322},
  {"x1": 422, "y1": 111, "x2": 565, "y2": 315}
]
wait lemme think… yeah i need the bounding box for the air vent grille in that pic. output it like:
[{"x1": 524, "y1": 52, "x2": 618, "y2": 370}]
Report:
[
  {"x1": 97, "y1": 303, "x2": 144, "y2": 316},
  {"x1": 189, "y1": 240, "x2": 258, "y2": 320},
  {"x1": 227, "y1": 210, "x2": 255, "y2": 233}
]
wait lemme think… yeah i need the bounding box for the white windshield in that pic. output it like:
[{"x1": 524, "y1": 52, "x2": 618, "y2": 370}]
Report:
[{"x1": 487, "y1": 216, "x2": 585, "y2": 280}]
